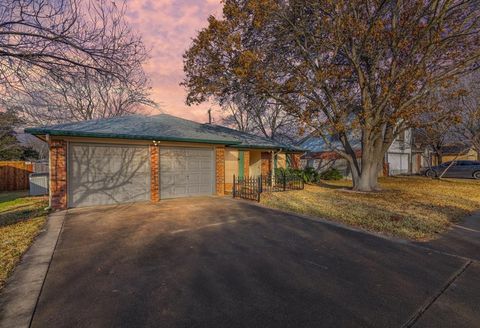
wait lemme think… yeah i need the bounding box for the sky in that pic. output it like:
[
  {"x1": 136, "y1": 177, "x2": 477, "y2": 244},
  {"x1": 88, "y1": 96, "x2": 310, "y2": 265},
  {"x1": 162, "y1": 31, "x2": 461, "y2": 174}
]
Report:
[{"x1": 126, "y1": 0, "x2": 223, "y2": 123}]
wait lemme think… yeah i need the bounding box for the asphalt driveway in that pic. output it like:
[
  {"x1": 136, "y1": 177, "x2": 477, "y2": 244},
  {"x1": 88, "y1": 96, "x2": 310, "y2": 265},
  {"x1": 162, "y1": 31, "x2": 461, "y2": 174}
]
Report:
[{"x1": 31, "y1": 197, "x2": 477, "y2": 327}]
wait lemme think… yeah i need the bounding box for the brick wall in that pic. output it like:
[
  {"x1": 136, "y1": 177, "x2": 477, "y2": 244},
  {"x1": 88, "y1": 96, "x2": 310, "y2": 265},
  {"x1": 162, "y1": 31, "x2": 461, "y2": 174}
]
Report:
[
  {"x1": 215, "y1": 146, "x2": 225, "y2": 195},
  {"x1": 49, "y1": 140, "x2": 67, "y2": 210},
  {"x1": 291, "y1": 154, "x2": 301, "y2": 169},
  {"x1": 150, "y1": 145, "x2": 160, "y2": 202}
]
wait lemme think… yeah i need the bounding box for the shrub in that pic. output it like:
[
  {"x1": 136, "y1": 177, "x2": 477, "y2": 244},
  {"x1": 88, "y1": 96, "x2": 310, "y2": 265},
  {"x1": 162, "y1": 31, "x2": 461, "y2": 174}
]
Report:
[
  {"x1": 275, "y1": 167, "x2": 319, "y2": 183},
  {"x1": 319, "y1": 168, "x2": 343, "y2": 180}
]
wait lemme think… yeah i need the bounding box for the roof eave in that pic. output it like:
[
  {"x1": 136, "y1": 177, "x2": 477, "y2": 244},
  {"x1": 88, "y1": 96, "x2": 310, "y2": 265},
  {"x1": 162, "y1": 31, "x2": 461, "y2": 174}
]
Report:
[{"x1": 24, "y1": 128, "x2": 242, "y2": 146}]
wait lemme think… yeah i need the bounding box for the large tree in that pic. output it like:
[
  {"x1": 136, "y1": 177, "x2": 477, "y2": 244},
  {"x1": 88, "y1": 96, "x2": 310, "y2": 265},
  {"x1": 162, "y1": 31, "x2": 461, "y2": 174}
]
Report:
[
  {"x1": 183, "y1": 0, "x2": 480, "y2": 191},
  {"x1": 454, "y1": 71, "x2": 480, "y2": 160}
]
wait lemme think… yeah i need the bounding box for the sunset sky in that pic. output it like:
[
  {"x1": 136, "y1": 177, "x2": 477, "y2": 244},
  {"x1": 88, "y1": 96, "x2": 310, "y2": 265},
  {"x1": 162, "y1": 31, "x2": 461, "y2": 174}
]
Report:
[{"x1": 126, "y1": 0, "x2": 223, "y2": 123}]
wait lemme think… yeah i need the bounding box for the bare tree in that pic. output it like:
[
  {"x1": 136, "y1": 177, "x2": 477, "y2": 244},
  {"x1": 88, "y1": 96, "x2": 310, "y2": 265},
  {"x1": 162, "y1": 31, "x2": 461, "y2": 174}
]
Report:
[
  {"x1": 0, "y1": 0, "x2": 152, "y2": 122},
  {"x1": 221, "y1": 99, "x2": 254, "y2": 133},
  {"x1": 416, "y1": 122, "x2": 456, "y2": 166},
  {"x1": 221, "y1": 94, "x2": 299, "y2": 143},
  {"x1": 7, "y1": 65, "x2": 154, "y2": 124}
]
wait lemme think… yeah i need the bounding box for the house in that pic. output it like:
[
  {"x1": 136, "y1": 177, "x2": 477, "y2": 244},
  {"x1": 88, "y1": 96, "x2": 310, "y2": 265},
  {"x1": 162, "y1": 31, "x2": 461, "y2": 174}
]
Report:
[
  {"x1": 299, "y1": 129, "x2": 419, "y2": 176},
  {"x1": 430, "y1": 143, "x2": 479, "y2": 165},
  {"x1": 25, "y1": 114, "x2": 303, "y2": 209}
]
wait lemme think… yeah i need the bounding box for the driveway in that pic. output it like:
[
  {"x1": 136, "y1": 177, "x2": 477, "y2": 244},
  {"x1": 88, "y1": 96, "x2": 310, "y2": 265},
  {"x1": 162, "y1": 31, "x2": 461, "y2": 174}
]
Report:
[{"x1": 31, "y1": 197, "x2": 478, "y2": 327}]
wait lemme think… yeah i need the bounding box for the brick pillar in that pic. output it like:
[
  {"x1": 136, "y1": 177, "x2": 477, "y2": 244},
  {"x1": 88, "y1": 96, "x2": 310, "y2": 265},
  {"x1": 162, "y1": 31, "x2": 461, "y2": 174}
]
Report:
[
  {"x1": 215, "y1": 146, "x2": 225, "y2": 195},
  {"x1": 291, "y1": 153, "x2": 301, "y2": 169},
  {"x1": 243, "y1": 150, "x2": 250, "y2": 177},
  {"x1": 261, "y1": 152, "x2": 271, "y2": 175},
  {"x1": 150, "y1": 145, "x2": 160, "y2": 202},
  {"x1": 49, "y1": 140, "x2": 67, "y2": 210}
]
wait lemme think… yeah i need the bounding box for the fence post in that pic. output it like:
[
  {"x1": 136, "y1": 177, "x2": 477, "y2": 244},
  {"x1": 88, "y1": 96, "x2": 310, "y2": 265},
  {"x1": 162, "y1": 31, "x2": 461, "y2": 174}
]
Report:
[
  {"x1": 259, "y1": 174, "x2": 263, "y2": 193},
  {"x1": 283, "y1": 172, "x2": 286, "y2": 191},
  {"x1": 233, "y1": 174, "x2": 236, "y2": 198},
  {"x1": 257, "y1": 176, "x2": 261, "y2": 202}
]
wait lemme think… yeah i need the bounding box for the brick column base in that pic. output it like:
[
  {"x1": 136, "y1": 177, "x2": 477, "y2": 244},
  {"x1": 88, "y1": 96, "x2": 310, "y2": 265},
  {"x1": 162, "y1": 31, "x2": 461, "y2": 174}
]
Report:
[
  {"x1": 150, "y1": 145, "x2": 160, "y2": 202},
  {"x1": 49, "y1": 140, "x2": 67, "y2": 210}
]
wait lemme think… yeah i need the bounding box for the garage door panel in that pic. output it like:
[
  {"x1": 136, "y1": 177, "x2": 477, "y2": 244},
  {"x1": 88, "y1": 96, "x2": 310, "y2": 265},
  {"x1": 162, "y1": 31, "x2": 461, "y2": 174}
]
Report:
[
  {"x1": 188, "y1": 174, "x2": 201, "y2": 184},
  {"x1": 160, "y1": 147, "x2": 214, "y2": 199},
  {"x1": 187, "y1": 159, "x2": 200, "y2": 170},
  {"x1": 69, "y1": 144, "x2": 150, "y2": 207}
]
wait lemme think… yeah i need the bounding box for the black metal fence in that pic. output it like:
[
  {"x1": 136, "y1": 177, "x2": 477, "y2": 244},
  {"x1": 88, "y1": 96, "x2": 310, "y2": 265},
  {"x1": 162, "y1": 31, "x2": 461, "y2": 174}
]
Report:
[{"x1": 232, "y1": 172, "x2": 304, "y2": 202}]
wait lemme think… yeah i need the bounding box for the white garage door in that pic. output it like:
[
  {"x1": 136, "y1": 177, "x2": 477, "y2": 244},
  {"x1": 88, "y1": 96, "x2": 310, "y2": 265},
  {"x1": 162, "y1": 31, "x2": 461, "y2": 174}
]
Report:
[
  {"x1": 388, "y1": 153, "x2": 409, "y2": 175},
  {"x1": 68, "y1": 143, "x2": 150, "y2": 207},
  {"x1": 160, "y1": 147, "x2": 214, "y2": 199}
]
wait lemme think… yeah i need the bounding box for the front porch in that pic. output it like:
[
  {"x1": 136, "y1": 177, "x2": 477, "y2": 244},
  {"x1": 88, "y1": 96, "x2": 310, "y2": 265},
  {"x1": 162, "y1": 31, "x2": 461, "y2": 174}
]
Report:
[{"x1": 224, "y1": 149, "x2": 298, "y2": 194}]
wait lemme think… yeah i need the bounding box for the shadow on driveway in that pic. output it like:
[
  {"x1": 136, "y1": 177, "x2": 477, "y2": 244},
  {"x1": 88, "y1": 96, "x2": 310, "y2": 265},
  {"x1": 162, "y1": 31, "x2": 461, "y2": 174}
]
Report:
[{"x1": 31, "y1": 197, "x2": 470, "y2": 328}]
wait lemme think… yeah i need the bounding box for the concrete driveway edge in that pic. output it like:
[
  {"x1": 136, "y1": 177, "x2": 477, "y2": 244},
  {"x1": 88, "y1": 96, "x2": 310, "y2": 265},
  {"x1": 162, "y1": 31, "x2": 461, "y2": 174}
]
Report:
[{"x1": 0, "y1": 211, "x2": 66, "y2": 328}]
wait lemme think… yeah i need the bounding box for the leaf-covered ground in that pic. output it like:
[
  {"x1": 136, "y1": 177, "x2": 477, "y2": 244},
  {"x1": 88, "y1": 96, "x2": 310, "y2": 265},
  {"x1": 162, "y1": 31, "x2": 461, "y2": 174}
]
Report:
[
  {"x1": 261, "y1": 176, "x2": 480, "y2": 240},
  {"x1": 0, "y1": 191, "x2": 48, "y2": 290}
]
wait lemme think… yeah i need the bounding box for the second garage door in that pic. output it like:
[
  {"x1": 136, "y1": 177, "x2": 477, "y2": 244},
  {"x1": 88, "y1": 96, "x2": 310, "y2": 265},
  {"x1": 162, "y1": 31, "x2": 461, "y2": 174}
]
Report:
[{"x1": 160, "y1": 147, "x2": 214, "y2": 199}]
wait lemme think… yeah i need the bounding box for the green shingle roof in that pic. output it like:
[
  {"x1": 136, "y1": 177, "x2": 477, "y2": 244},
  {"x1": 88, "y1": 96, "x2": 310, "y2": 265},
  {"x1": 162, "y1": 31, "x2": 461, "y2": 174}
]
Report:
[{"x1": 25, "y1": 114, "x2": 303, "y2": 152}]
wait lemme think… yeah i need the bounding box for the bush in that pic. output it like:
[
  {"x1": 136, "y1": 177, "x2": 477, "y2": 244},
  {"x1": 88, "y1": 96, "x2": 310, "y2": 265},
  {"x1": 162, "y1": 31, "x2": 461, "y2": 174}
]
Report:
[
  {"x1": 319, "y1": 168, "x2": 343, "y2": 180},
  {"x1": 275, "y1": 167, "x2": 319, "y2": 183}
]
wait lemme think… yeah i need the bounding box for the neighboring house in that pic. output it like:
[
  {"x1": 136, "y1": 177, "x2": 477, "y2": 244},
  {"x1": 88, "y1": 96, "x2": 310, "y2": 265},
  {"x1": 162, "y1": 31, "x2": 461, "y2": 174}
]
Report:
[
  {"x1": 385, "y1": 129, "x2": 414, "y2": 175},
  {"x1": 25, "y1": 114, "x2": 303, "y2": 210},
  {"x1": 299, "y1": 129, "x2": 420, "y2": 177},
  {"x1": 431, "y1": 143, "x2": 479, "y2": 165}
]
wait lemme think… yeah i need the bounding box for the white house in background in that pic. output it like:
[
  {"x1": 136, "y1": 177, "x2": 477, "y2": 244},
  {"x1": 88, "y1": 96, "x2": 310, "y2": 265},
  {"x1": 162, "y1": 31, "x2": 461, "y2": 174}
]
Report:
[
  {"x1": 299, "y1": 128, "x2": 421, "y2": 177},
  {"x1": 385, "y1": 129, "x2": 413, "y2": 175}
]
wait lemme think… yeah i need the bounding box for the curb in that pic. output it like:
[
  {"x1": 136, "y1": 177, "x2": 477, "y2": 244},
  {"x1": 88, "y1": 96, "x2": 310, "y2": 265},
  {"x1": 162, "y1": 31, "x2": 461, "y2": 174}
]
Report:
[{"x1": 0, "y1": 211, "x2": 66, "y2": 328}]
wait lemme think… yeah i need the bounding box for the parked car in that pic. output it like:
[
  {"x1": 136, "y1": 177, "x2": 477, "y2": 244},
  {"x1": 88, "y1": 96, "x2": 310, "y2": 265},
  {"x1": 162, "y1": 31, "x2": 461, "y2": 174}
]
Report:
[{"x1": 421, "y1": 160, "x2": 480, "y2": 179}]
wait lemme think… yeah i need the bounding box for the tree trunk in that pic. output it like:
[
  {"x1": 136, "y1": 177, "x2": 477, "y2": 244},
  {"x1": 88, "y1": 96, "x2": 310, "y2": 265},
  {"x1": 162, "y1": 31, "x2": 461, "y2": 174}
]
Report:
[
  {"x1": 354, "y1": 158, "x2": 381, "y2": 191},
  {"x1": 437, "y1": 152, "x2": 443, "y2": 165}
]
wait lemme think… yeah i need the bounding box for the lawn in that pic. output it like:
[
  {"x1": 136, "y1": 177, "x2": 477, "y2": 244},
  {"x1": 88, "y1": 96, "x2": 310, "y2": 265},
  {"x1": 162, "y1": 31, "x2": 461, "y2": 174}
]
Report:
[
  {"x1": 261, "y1": 176, "x2": 480, "y2": 240},
  {"x1": 0, "y1": 191, "x2": 48, "y2": 290}
]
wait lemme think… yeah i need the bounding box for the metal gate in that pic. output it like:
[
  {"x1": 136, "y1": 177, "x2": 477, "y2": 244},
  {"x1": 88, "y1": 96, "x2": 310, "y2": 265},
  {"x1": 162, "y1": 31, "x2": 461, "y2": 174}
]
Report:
[{"x1": 233, "y1": 172, "x2": 304, "y2": 202}]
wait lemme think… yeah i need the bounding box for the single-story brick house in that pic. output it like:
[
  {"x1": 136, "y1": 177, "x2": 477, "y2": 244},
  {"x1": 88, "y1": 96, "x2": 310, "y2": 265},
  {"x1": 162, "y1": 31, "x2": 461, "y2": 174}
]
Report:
[{"x1": 25, "y1": 114, "x2": 303, "y2": 209}]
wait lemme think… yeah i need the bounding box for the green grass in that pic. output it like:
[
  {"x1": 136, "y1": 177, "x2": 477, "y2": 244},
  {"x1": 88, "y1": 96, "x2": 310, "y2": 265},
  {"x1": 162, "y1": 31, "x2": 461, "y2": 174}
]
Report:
[
  {"x1": 261, "y1": 176, "x2": 480, "y2": 240},
  {"x1": 0, "y1": 191, "x2": 48, "y2": 290}
]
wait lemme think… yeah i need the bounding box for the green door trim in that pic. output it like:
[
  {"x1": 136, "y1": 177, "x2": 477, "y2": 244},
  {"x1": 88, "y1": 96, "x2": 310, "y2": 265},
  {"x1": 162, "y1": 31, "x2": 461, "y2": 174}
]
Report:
[{"x1": 238, "y1": 150, "x2": 245, "y2": 178}]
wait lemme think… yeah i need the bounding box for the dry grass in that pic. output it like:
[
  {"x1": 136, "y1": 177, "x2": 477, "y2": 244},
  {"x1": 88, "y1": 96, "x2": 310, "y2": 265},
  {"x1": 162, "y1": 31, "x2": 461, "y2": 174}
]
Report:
[
  {"x1": 261, "y1": 176, "x2": 480, "y2": 240},
  {"x1": 0, "y1": 191, "x2": 48, "y2": 290}
]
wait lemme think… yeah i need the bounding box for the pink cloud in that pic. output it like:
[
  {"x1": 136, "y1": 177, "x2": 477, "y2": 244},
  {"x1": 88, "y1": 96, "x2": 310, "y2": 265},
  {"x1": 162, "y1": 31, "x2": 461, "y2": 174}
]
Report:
[{"x1": 126, "y1": 0, "x2": 223, "y2": 123}]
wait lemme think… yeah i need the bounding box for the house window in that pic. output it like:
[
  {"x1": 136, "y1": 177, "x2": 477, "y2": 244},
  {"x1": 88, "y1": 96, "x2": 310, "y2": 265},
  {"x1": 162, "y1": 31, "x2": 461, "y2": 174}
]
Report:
[{"x1": 397, "y1": 130, "x2": 405, "y2": 142}]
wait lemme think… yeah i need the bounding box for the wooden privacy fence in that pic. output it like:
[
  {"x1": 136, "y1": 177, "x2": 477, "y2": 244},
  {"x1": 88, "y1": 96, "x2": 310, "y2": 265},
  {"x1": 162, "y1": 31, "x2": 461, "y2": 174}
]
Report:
[{"x1": 0, "y1": 161, "x2": 34, "y2": 191}]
